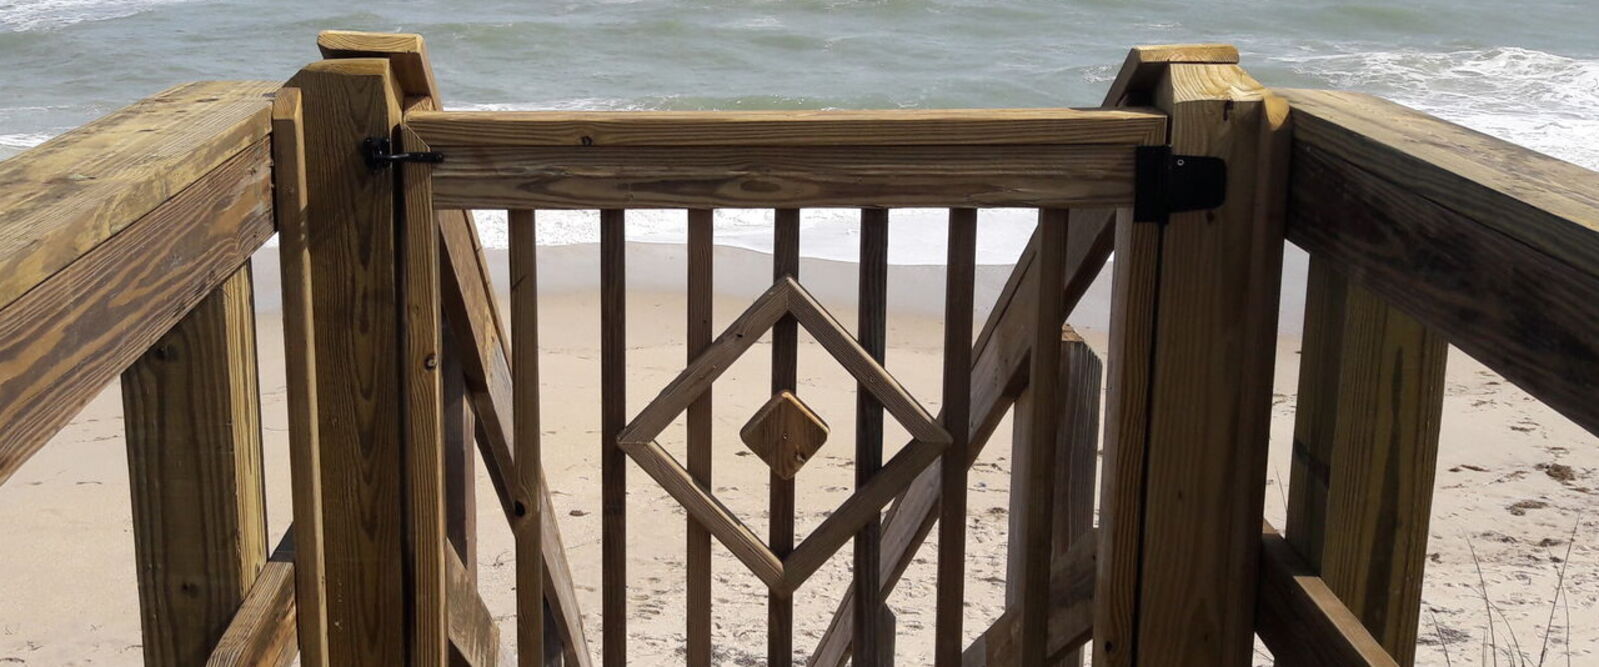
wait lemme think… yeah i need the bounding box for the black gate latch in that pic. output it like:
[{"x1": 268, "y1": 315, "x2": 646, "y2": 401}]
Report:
[
  {"x1": 362, "y1": 137, "x2": 444, "y2": 171},
  {"x1": 1133, "y1": 145, "x2": 1227, "y2": 223}
]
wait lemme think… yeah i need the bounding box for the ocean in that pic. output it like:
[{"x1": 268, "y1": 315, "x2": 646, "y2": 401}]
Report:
[{"x1": 3, "y1": 0, "x2": 1597, "y2": 264}]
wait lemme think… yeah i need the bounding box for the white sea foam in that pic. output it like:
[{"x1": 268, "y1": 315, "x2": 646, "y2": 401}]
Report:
[
  {"x1": 0, "y1": 0, "x2": 200, "y2": 32},
  {"x1": 0, "y1": 132, "x2": 50, "y2": 149},
  {"x1": 1280, "y1": 46, "x2": 1599, "y2": 170}
]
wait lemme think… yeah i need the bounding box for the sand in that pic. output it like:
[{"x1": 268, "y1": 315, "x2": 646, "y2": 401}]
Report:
[{"x1": 0, "y1": 241, "x2": 1593, "y2": 666}]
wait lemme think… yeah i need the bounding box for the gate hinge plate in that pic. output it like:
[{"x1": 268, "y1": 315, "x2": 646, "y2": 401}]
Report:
[
  {"x1": 362, "y1": 137, "x2": 444, "y2": 171},
  {"x1": 1133, "y1": 145, "x2": 1227, "y2": 223}
]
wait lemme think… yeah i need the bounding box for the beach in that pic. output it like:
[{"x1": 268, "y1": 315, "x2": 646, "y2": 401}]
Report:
[{"x1": 0, "y1": 239, "x2": 1593, "y2": 665}]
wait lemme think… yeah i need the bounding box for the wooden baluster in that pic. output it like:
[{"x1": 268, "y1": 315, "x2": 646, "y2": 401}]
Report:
[
  {"x1": 270, "y1": 87, "x2": 329, "y2": 667},
  {"x1": 686, "y1": 209, "x2": 715, "y2": 666},
  {"x1": 770, "y1": 208, "x2": 801, "y2": 666},
  {"x1": 853, "y1": 208, "x2": 890, "y2": 666},
  {"x1": 601, "y1": 208, "x2": 629, "y2": 666},
  {"x1": 442, "y1": 324, "x2": 477, "y2": 585},
  {"x1": 122, "y1": 266, "x2": 267, "y2": 667},
  {"x1": 934, "y1": 208, "x2": 977, "y2": 665},
  {"x1": 512, "y1": 208, "x2": 547, "y2": 665}
]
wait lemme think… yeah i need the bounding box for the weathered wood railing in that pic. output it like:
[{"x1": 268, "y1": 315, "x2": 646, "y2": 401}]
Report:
[{"x1": 3, "y1": 29, "x2": 1596, "y2": 667}]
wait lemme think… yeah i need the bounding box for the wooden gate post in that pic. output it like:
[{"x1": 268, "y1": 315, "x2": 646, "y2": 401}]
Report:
[
  {"x1": 122, "y1": 266, "x2": 268, "y2": 667},
  {"x1": 287, "y1": 57, "x2": 449, "y2": 666},
  {"x1": 1095, "y1": 62, "x2": 1290, "y2": 665}
]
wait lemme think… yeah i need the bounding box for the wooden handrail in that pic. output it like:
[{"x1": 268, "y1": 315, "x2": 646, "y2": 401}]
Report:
[{"x1": 1280, "y1": 88, "x2": 1599, "y2": 436}]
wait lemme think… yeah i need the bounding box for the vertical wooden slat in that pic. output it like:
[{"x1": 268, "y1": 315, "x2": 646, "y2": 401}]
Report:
[
  {"x1": 123, "y1": 265, "x2": 268, "y2": 667},
  {"x1": 769, "y1": 207, "x2": 801, "y2": 666},
  {"x1": 443, "y1": 325, "x2": 478, "y2": 580},
  {"x1": 934, "y1": 208, "x2": 977, "y2": 665},
  {"x1": 511, "y1": 208, "x2": 546, "y2": 665},
  {"x1": 1017, "y1": 208, "x2": 1069, "y2": 666},
  {"x1": 1004, "y1": 325, "x2": 1101, "y2": 667},
  {"x1": 600, "y1": 208, "x2": 628, "y2": 667},
  {"x1": 1095, "y1": 66, "x2": 1287, "y2": 666},
  {"x1": 286, "y1": 58, "x2": 408, "y2": 666},
  {"x1": 270, "y1": 86, "x2": 329, "y2": 667},
  {"x1": 852, "y1": 208, "x2": 890, "y2": 667},
  {"x1": 401, "y1": 125, "x2": 449, "y2": 667},
  {"x1": 685, "y1": 209, "x2": 715, "y2": 667},
  {"x1": 1287, "y1": 258, "x2": 1447, "y2": 666}
]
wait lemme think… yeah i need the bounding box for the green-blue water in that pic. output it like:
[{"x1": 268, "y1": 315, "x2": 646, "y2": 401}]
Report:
[{"x1": 4, "y1": 0, "x2": 1597, "y2": 257}]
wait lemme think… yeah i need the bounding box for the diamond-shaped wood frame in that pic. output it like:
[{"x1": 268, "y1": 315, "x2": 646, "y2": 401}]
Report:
[{"x1": 616, "y1": 276, "x2": 952, "y2": 594}]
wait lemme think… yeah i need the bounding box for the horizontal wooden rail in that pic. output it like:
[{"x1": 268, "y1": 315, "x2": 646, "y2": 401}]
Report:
[
  {"x1": 405, "y1": 107, "x2": 1165, "y2": 147},
  {"x1": 1256, "y1": 522, "x2": 1397, "y2": 666},
  {"x1": 1280, "y1": 88, "x2": 1599, "y2": 435},
  {"x1": 209, "y1": 533, "x2": 298, "y2": 667},
  {"x1": 422, "y1": 144, "x2": 1145, "y2": 210}
]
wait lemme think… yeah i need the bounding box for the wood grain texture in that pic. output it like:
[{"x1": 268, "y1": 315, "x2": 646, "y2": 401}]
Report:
[
  {"x1": 286, "y1": 57, "x2": 409, "y2": 666},
  {"x1": 964, "y1": 530, "x2": 1098, "y2": 667},
  {"x1": 427, "y1": 144, "x2": 1139, "y2": 210},
  {"x1": 270, "y1": 86, "x2": 330, "y2": 667},
  {"x1": 770, "y1": 208, "x2": 800, "y2": 667},
  {"x1": 853, "y1": 208, "x2": 889, "y2": 667},
  {"x1": 1004, "y1": 327, "x2": 1101, "y2": 667},
  {"x1": 405, "y1": 107, "x2": 1166, "y2": 147},
  {"x1": 447, "y1": 548, "x2": 501, "y2": 667},
  {"x1": 316, "y1": 31, "x2": 439, "y2": 102},
  {"x1": 0, "y1": 138, "x2": 273, "y2": 485},
  {"x1": 600, "y1": 209, "x2": 628, "y2": 667},
  {"x1": 1285, "y1": 259, "x2": 1447, "y2": 666},
  {"x1": 684, "y1": 209, "x2": 714, "y2": 667},
  {"x1": 934, "y1": 207, "x2": 977, "y2": 666},
  {"x1": 1286, "y1": 135, "x2": 1599, "y2": 436},
  {"x1": 123, "y1": 265, "x2": 267, "y2": 667},
  {"x1": 739, "y1": 390, "x2": 829, "y2": 480},
  {"x1": 1277, "y1": 88, "x2": 1599, "y2": 279},
  {"x1": 1103, "y1": 44, "x2": 1239, "y2": 107},
  {"x1": 399, "y1": 124, "x2": 450, "y2": 667},
  {"x1": 1256, "y1": 523, "x2": 1398, "y2": 667},
  {"x1": 0, "y1": 80, "x2": 275, "y2": 310},
  {"x1": 510, "y1": 208, "x2": 546, "y2": 666},
  {"x1": 442, "y1": 327, "x2": 478, "y2": 584},
  {"x1": 208, "y1": 534, "x2": 298, "y2": 667}
]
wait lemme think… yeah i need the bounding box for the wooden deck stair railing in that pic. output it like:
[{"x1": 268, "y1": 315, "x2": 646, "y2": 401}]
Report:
[{"x1": 3, "y1": 29, "x2": 1596, "y2": 667}]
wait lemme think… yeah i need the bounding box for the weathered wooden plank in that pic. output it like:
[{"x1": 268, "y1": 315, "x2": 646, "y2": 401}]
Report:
[
  {"x1": 853, "y1": 208, "x2": 889, "y2": 667},
  {"x1": 122, "y1": 264, "x2": 267, "y2": 666},
  {"x1": 1015, "y1": 209, "x2": 1069, "y2": 666},
  {"x1": 1256, "y1": 522, "x2": 1398, "y2": 667},
  {"x1": 600, "y1": 209, "x2": 628, "y2": 667},
  {"x1": 935, "y1": 207, "x2": 978, "y2": 666},
  {"x1": 510, "y1": 208, "x2": 546, "y2": 666},
  {"x1": 770, "y1": 207, "x2": 800, "y2": 666},
  {"x1": 1004, "y1": 326, "x2": 1100, "y2": 667},
  {"x1": 270, "y1": 86, "x2": 330, "y2": 667},
  {"x1": 1277, "y1": 89, "x2": 1599, "y2": 280},
  {"x1": 0, "y1": 137, "x2": 273, "y2": 485},
  {"x1": 685, "y1": 208, "x2": 714, "y2": 667},
  {"x1": 1286, "y1": 137, "x2": 1599, "y2": 436},
  {"x1": 287, "y1": 57, "x2": 409, "y2": 666},
  {"x1": 447, "y1": 548, "x2": 501, "y2": 667},
  {"x1": 208, "y1": 534, "x2": 298, "y2": 667},
  {"x1": 963, "y1": 529, "x2": 1098, "y2": 667},
  {"x1": 0, "y1": 80, "x2": 275, "y2": 310},
  {"x1": 1096, "y1": 65, "x2": 1287, "y2": 665},
  {"x1": 428, "y1": 144, "x2": 1139, "y2": 210},
  {"x1": 405, "y1": 107, "x2": 1165, "y2": 147},
  {"x1": 443, "y1": 326, "x2": 478, "y2": 583},
  {"x1": 399, "y1": 126, "x2": 450, "y2": 667},
  {"x1": 316, "y1": 31, "x2": 440, "y2": 102},
  {"x1": 1103, "y1": 44, "x2": 1239, "y2": 107}
]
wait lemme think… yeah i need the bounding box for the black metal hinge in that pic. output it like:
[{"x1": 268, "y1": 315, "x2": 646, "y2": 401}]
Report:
[
  {"x1": 362, "y1": 137, "x2": 444, "y2": 171},
  {"x1": 1133, "y1": 145, "x2": 1227, "y2": 223}
]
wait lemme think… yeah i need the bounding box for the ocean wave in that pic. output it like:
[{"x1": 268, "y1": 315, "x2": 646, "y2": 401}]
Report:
[
  {"x1": 0, "y1": 132, "x2": 51, "y2": 149},
  {"x1": 1280, "y1": 46, "x2": 1599, "y2": 169},
  {"x1": 0, "y1": 0, "x2": 200, "y2": 32}
]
